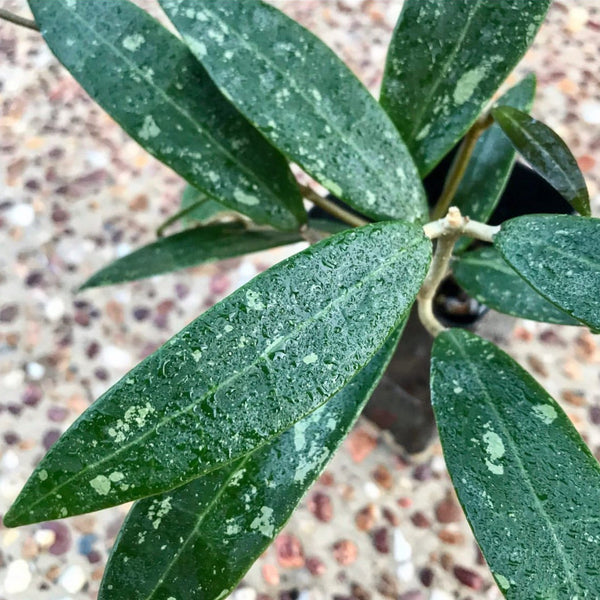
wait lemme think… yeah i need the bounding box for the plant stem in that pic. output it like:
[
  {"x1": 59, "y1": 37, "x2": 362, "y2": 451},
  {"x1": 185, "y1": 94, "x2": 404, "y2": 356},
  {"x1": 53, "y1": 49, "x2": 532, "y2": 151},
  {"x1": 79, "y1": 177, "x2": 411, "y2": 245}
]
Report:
[
  {"x1": 299, "y1": 184, "x2": 368, "y2": 228},
  {"x1": 0, "y1": 9, "x2": 39, "y2": 31},
  {"x1": 418, "y1": 207, "x2": 500, "y2": 336},
  {"x1": 156, "y1": 199, "x2": 207, "y2": 237},
  {"x1": 431, "y1": 114, "x2": 493, "y2": 220}
]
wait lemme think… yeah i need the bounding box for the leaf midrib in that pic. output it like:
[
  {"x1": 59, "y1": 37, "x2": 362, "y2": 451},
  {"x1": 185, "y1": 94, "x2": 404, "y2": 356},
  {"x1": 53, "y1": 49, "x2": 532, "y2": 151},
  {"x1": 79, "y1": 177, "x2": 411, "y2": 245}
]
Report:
[
  {"x1": 53, "y1": 0, "x2": 289, "y2": 213},
  {"x1": 446, "y1": 332, "x2": 584, "y2": 595},
  {"x1": 15, "y1": 233, "x2": 426, "y2": 521},
  {"x1": 406, "y1": 0, "x2": 485, "y2": 140},
  {"x1": 193, "y1": 2, "x2": 404, "y2": 209}
]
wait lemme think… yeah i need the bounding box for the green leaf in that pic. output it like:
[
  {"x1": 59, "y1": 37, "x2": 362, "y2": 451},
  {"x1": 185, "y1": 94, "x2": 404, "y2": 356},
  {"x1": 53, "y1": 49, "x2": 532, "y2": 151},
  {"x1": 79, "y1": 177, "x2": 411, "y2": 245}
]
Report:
[
  {"x1": 492, "y1": 106, "x2": 590, "y2": 216},
  {"x1": 5, "y1": 221, "x2": 431, "y2": 526},
  {"x1": 99, "y1": 325, "x2": 404, "y2": 600},
  {"x1": 432, "y1": 329, "x2": 600, "y2": 599},
  {"x1": 28, "y1": 0, "x2": 306, "y2": 230},
  {"x1": 453, "y1": 246, "x2": 579, "y2": 326},
  {"x1": 454, "y1": 75, "x2": 536, "y2": 253},
  {"x1": 495, "y1": 215, "x2": 600, "y2": 332},
  {"x1": 80, "y1": 223, "x2": 304, "y2": 289},
  {"x1": 180, "y1": 185, "x2": 235, "y2": 227},
  {"x1": 380, "y1": 0, "x2": 550, "y2": 176},
  {"x1": 159, "y1": 0, "x2": 427, "y2": 224}
]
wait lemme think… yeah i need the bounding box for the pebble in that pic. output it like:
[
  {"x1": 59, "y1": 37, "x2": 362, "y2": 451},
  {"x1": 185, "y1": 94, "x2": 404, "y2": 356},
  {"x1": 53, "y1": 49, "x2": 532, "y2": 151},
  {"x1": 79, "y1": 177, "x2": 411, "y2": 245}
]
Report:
[
  {"x1": 396, "y1": 561, "x2": 414, "y2": 582},
  {"x1": 332, "y1": 539, "x2": 358, "y2": 565},
  {"x1": 101, "y1": 345, "x2": 132, "y2": 369},
  {"x1": 1, "y1": 449, "x2": 19, "y2": 470},
  {"x1": 438, "y1": 527, "x2": 464, "y2": 545},
  {"x1": 429, "y1": 590, "x2": 453, "y2": 600},
  {"x1": 453, "y1": 565, "x2": 484, "y2": 590},
  {"x1": 26, "y1": 361, "x2": 46, "y2": 380},
  {"x1": 371, "y1": 464, "x2": 393, "y2": 489},
  {"x1": 7, "y1": 203, "x2": 35, "y2": 227},
  {"x1": 45, "y1": 297, "x2": 66, "y2": 321},
  {"x1": 392, "y1": 529, "x2": 412, "y2": 562},
  {"x1": 262, "y1": 563, "x2": 280, "y2": 586},
  {"x1": 410, "y1": 511, "x2": 431, "y2": 528},
  {"x1": 434, "y1": 495, "x2": 462, "y2": 524},
  {"x1": 34, "y1": 528, "x2": 57, "y2": 549},
  {"x1": 345, "y1": 428, "x2": 377, "y2": 463},
  {"x1": 59, "y1": 564, "x2": 87, "y2": 593},
  {"x1": 308, "y1": 491, "x2": 333, "y2": 522},
  {"x1": 4, "y1": 559, "x2": 31, "y2": 593},
  {"x1": 43, "y1": 521, "x2": 72, "y2": 555},
  {"x1": 275, "y1": 534, "x2": 304, "y2": 569},
  {"x1": 305, "y1": 556, "x2": 326, "y2": 576},
  {"x1": 364, "y1": 481, "x2": 381, "y2": 500},
  {"x1": 372, "y1": 527, "x2": 390, "y2": 554},
  {"x1": 580, "y1": 100, "x2": 600, "y2": 124},
  {"x1": 355, "y1": 504, "x2": 377, "y2": 531}
]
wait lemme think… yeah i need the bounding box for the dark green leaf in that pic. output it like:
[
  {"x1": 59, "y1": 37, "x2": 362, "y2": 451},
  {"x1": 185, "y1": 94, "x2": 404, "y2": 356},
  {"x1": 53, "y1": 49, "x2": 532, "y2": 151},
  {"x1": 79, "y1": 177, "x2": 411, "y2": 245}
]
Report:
[
  {"x1": 80, "y1": 223, "x2": 304, "y2": 289},
  {"x1": 29, "y1": 0, "x2": 306, "y2": 230},
  {"x1": 159, "y1": 0, "x2": 427, "y2": 224},
  {"x1": 99, "y1": 325, "x2": 404, "y2": 600},
  {"x1": 432, "y1": 329, "x2": 600, "y2": 599},
  {"x1": 380, "y1": 0, "x2": 550, "y2": 175},
  {"x1": 453, "y1": 246, "x2": 579, "y2": 326},
  {"x1": 5, "y1": 221, "x2": 431, "y2": 526},
  {"x1": 492, "y1": 106, "x2": 590, "y2": 216},
  {"x1": 180, "y1": 185, "x2": 236, "y2": 227},
  {"x1": 495, "y1": 215, "x2": 600, "y2": 332},
  {"x1": 454, "y1": 75, "x2": 536, "y2": 253}
]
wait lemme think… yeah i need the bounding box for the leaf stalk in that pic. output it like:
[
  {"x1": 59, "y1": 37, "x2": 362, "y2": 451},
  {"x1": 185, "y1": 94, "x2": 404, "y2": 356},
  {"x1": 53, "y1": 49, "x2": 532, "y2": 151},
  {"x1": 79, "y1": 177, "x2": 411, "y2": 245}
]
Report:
[
  {"x1": 299, "y1": 184, "x2": 369, "y2": 228},
  {"x1": 0, "y1": 8, "x2": 39, "y2": 31}
]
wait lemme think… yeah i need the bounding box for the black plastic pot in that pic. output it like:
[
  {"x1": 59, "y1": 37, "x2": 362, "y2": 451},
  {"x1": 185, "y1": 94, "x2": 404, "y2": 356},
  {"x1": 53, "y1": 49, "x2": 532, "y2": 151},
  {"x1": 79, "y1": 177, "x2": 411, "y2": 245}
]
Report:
[{"x1": 309, "y1": 149, "x2": 573, "y2": 453}]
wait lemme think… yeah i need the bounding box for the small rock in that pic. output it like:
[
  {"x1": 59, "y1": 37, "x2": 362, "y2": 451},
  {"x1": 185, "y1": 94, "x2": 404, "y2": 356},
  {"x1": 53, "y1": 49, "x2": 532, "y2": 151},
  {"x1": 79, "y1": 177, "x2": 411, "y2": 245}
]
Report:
[
  {"x1": 234, "y1": 587, "x2": 257, "y2": 600},
  {"x1": 350, "y1": 582, "x2": 371, "y2": 600},
  {"x1": 396, "y1": 561, "x2": 414, "y2": 582},
  {"x1": 22, "y1": 384, "x2": 43, "y2": 406},
  {"x1": 275, "y1": 534, "x2": 304, "y2": 569},
  {"x1": 262, "y1": 563, "x2": 280, "y2": 586},
  {"x1": 43, "y1": 429, "x2": 61, "y2": 451},
  {"x1": 364, "y1": 481, "x2": 380, "y2": 500},
  {"x1": 345, "y1": 428, "x2": 377, "y2": 463},
  {"x1": 434, "y1": 495, "x2": 461, "y2": 524},
  {"x1": 589, "y1": 405, "x2": 600, "y2": 425},
  {"x1": 412, "y1": 462, "x2": 432, "y2": 481},
  {"x1": 45, "y1": 297, "x2": 65, "y2": 321},
  {"x1": 382, "y1": 506, "x2": 400, "y2": 526},
  {"x1": 376, "y1": 571, "x2": 398, "y2": 598},
  {"x1": 562, "y1": 390, "x2": 586, "y2": 407},
  {"x1": 429, "y1": 590, "x2": 453, "y2": 600},
  {"x1": 308, "y1": 491, "x2": 333, "y2": 522},
  {"x1": 4, "y1": 559, "x2": 32, "y2": 594},
  {"x1": 419, "y1": 567, "x2": 434, "y2": 587},
  {"x1": 453, "y1": 565, "x2": 484, "y2": 590},
  {"x1": 438, "y1": 527, "x2": 464, "y2": 545},
  {"x1": 129, "y1": 194, "x2": 148, "y2": 211},
  {"x1": 0, "y1": 303, "x2": 18, "y2": 322},
  {"x1": 410, "y1": 511, "x2": 431, "y2": 528},
  {"x1": 580, "y1": 99, "x2": 600, "y2": 124},
  {"x1": 59, "y1": 564, "x2": 87, "y2": 593},
  {"x1": 305, "y1": 556, "x2": 325, "y2": 576},
  {"x1": 392, "y1": 529, "x2": 412, "y2": 562},
  {"x1": 43, "y1": 521, "x2": 72, "y2": 555},
  {"x1": 398, "y1": 591, "x2": 424, "y2": 600},
  {"x1": 332, "y1": 539, "x2": 358, "y2": 565},
  {"x1": 397, "y1": 496, "x2": 412, "y2": 509},
  {"x1": 318, "y1": 471, "x2": 334, "y2": 486},
  {"x1": 372, "y1": 464, "x2": 393, "y2": 490},
  {"x1": 22, "y1": 536, "x2": 39, "y2": 559},
  {"x1": 34, "y1": 528, "x2": 57, "y2": 549},
  {"x1": 527, "y1": 354, "x2": 548, "y2": 377},
  {"x1": 372, "y1": 527, "x2": 390, "y2": 554},
  {"x1": 7, "y1": 203, "x2": 35, "y2": 227}
]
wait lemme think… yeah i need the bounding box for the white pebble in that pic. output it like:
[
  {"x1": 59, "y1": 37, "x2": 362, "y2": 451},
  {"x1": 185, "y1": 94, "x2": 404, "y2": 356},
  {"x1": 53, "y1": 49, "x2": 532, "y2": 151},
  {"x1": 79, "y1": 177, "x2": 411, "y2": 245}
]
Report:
[
  {"x1": 3, "y1": 370, "x2": 25, "y2": 388},
  {"x1": 34, "y1": 528, "x2": 57, "y2": 549},
  {"x1": 1, "y1": 450, "x2": 19, "y2": 470},
  {"x1": 3, "y1": 559, "x2": 32, "y2": 594},
  {"x1": 233, "y1": 588, "x2": 257, "y2": 600},
  {"x1": 45, "y1": 297, "x2": 66, "y2": 321},
  {"x1": 364, "y1": 481, "x2": 380, "y2": 500},
  {"x1": 116, "y1": 243, "x2": 132, "y2": 258},
  {"x1": 393, "y1": 529, "x2": 412, "y2": 562},
  {"x1": 581, "y1": 100, "x2": 600, "y2": 125},
  {"x1": 396, "y1": 561, "x2": 414, "y2": 582},
  {"x1": 101, "y1": 345, "x2": 132, "y2": 370},
  {"x1": 59, "y1": 564, "x2": 87, "y2": 594},
  {"x1": 7, "y1": 203, "x2": 35, "y2": 227},
  {"x1": 26, "y1": 362, "x2": 45, "y2": 380}
]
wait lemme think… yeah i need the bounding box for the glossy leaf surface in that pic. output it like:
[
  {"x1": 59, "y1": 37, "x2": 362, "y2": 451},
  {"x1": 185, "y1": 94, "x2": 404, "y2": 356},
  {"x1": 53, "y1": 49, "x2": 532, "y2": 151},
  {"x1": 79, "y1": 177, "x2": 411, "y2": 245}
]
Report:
[
  {"x1": 495, "y1": 215, "x2": 600, "y2": 332},
  {"x1": 160, "y1": 0, "x2": 427, "y2": 224},
  {"x1": 453, "y1": 247, "x2": 578, "y2": 326},
  {"x1": 29, "y1": 0, "x2": 305, "y2": 230},
  {"x1": 99, "y1": 326, "x2": 403, "y2": 600},
  {"x1": 80, "y1": 224, "x2": 303, "y2": 289},
  {"x1": 5, "y1": 222, "x2": 430, "y2": 526},
  {"x1": 381, "y1": 0, "x2": 550, "y2": 175},
  {"x1": 492, "y1": 106, "x2": 590, "y2": 216},
  {"x1": 454, "y1": 75, "x2": 536, "y2": 253},
  {"x1": 432, "y1": 329, "x2": 600, "y2": 598},
  {"x1": 180, "y1": 185, "x2": 236, "y2": 227}
]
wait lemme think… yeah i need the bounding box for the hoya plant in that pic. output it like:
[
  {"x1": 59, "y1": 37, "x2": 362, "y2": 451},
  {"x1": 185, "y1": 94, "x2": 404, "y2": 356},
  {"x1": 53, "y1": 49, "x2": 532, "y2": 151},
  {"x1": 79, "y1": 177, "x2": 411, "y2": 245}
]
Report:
[{"x1": 2, "y1": 0, "x2": 599, "y2": 598}]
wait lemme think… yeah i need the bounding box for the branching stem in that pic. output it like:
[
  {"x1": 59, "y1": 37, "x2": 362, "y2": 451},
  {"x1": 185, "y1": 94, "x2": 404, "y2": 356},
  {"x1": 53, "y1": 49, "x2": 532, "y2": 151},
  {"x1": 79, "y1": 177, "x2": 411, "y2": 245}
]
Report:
[
  {"x1": 299, "y1": 184, "x2": 368, "y2": 228},
  {"x1": 431, "y1": 113, "x2": 493, "y2": 220},
  {"x1": 156, "y1": 199, "x2": 207, "y2": 237},
  {"x1": 0, "y1": 9, "x2": 39, "y2": 31},
  {"x1": 418, "y1": 207, "x2": 500, "y2": 336}
]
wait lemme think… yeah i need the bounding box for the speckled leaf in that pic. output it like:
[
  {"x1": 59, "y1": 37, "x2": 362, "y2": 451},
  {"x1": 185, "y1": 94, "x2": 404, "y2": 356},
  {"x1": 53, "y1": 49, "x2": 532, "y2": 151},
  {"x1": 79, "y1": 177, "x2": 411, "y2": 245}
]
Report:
[
  {"x1": 4, "y1": 221, "x2": 431, "y2": 526},
  {"x1": 380, "y1": 0, "x2": 550, "y2": 175},
  {"x1": 432, "y1": 329, "x2": 600, "y2": 598},
  {"x1": 453, "y1": 247, "x2": 579, "y2": 326},
  {"x1": 492, "y1": 106, "x2": 590, "y2": 216},
  {"x1": 180, "y1": 185, "x2": 236, "y2": 227},
  {"x1": 99, "y1": 326, "x2": 404, "y2": 600},
  {"x1": 454, "y1": 75, "x2": 536, "y2": 253},
  {"x1": 28, "y1": 0, "x2": 306, "y2": 231},
  {"x1": 80, "y1": 224, "x2": 304, "y2": 289},
  {"x1": 159, "y1": 0, "x2": 427, "y2": 224},
  {"x1": 495, "y1": 215, "x2": 600, "y2": 332}
]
